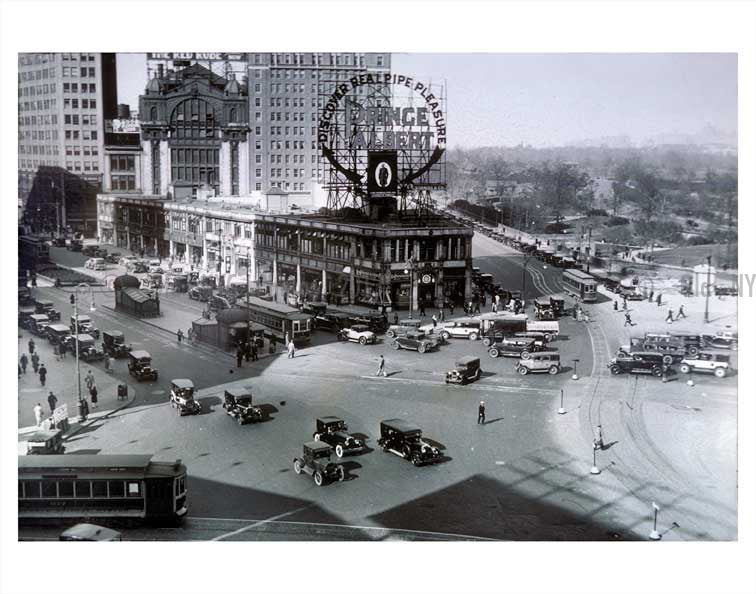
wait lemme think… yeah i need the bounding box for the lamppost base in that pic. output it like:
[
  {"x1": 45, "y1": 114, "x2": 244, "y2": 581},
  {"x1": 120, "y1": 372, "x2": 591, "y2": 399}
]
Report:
[
  {"x1": 590, "y1": 465, "x2": 600, "y2": 475},
  {"x1": 558, "y1": 407, "x2": 566, "y2": 415},
  {"x1": 649, "y1": 530, "x2": 661, "y2": 541},
  {"x1": 687, "y1": 379, "x2": 695, "y2": 387},
  {"x1": 571, "y1": 374, "x2": 579, "y2": 380}
]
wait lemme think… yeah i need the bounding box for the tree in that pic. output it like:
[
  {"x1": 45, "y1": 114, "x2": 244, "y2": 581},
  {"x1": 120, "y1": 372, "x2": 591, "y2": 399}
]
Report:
[
  {"x1": 529, "y1": 162, "x2": 592, "y2": 224},
  {"x1": 635, "y1": 170, "x2": 660, "y2": 222}
]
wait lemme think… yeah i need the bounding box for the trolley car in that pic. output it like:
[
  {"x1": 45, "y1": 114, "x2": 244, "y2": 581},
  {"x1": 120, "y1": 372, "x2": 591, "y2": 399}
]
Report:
[
  {"x1": 244, "y1": 296, "x2": 312, "y2": 346},
  {"x1": 562, "y1": 269, "x2": 598, "y2": 303},
  {"x1": 18, "y1": 454, "x2": 187, "y2": 525}
]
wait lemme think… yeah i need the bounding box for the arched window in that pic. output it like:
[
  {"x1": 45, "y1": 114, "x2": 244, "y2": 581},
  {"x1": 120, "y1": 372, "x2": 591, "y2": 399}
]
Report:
[
  {"x1": 229, "y1": 108, "x2": 237, "y2": 123},
  {"x1": 170, "y1": 98, "x2": 217, "y2": 140},
  {"x1": 150, "y1": 106, "x2": 157, "y2": 121},
  {"x1": 169, "y1": 98, "x2": 220, "y2": 194}
]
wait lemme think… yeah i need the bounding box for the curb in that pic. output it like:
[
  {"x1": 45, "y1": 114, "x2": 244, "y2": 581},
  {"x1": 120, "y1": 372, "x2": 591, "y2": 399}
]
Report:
[{"x1": 61, "y1": 389, "x2": 137, "y2": 442}]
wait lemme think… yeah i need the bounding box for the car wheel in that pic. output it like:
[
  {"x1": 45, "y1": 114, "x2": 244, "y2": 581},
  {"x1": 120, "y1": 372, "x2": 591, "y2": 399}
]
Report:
[
  {"x1": 545, "y1": 334, "x2": 554, "y2": 342},
  {"x1": 518, "y1": 366, "x2": 528, "y2": 375},
  {"x1": 359, "y1": 336, "x2": 367, "y2": 345},
  {"x1": 548, "y1": 365, "x2": 559, "y2": 375},
  {"x1": 392, "y1": 340, "x2": 400, "y2": 350},
  {"x1": 402, "y1": 445, "x2": 412, "y2": 459},
  {"x1": 237, "y1": 417, "x2": 244, "y2": 426},
  {"x1": 714, "y1": 367, "x2": 726, "y2": 378},
  {"x1": 336, "y1": 333, "x2": 343, "y2": 341},
  {"x1": 335, "y1": 445, "x2": 344, "y2": 458},
  {"x1": 482, "y1": 337, "x2": 492, "y2": 347},
  {"x1": 652, "y1": 367, "x2": 663, "y2": 377},
  {"x1": 610, "y1": 365, "x2": 621, "y2": 375},
  {"x1": 440, "y1": 331, "x2": 450, "y2": 341},
  {"x1": 521, "y1": 350, "x2": 531, "y2": 359},
  {"x1": 313, "y1": 433, "x2": 320, "y2": 441},
  {"x1": 337, "y1": 466, "x2": 345, "y2": 481},
  {"x1": 313, "y1": 472, "x2": 323, "y2": 486},
  {"x1": 411, "y1": 454, "x2": 422, "y2": 467},
  {"x1": 475, "y1": 368, "x2": 481, "y2": 380},
  {"x1": 387, "y1": 330, "x2": 395, "y2": 338},
  {"x1": 679, "y1": 364, "x2": 691, "y2": 374},
  {"x1": 688, "y1": 346, "x2": 699, "y2": 356},
  {"x1": 418, "y1": 342, "x2": 427, "y2": 353},
  {"x1": 488, "y1": 348, "x2": 499, "y2": 358},
  {"x1": 469, "y1": 332, "x2": 478, "y2": 341},
  {"x1": 662, "y1": 355, "x2": 673, "y2": 366}
]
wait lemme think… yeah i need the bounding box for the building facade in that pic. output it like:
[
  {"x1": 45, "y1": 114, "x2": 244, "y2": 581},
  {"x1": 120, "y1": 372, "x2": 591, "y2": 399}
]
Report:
[{"x1": 18, "y1": 52, "x2": 117, "y2": 232}]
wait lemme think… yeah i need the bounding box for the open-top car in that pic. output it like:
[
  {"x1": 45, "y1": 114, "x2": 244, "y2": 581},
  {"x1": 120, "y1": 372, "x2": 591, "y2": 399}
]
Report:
[
  {"x1": 608, "y1": 351, "x2": 665, "y2": 377},
  {"x1": 75, "y1": 334, "x2": 104, "y2": 362},
  {"x1": 222, "y1": 387, "x2": 263, "y2": 425},
  {"x1": 170, "y1": 379, "x2": 201, "y2": 416},
  {"x1": 700, "y1": 331, "x2": 738, "y2": 351},
  {"x1": 337, "y1": 324, "x2": 376, "y2": 345},
  {"x1": 128, "y1": 350, "x2": 158, "y2": 381},
  {"x1": 101, "y1": 330, "x2": 132, "y2": 358},
  {"x1": 293, "y1": 441, "x2": 345, "y2": 486},
  {"x1": 386, "y1": 318, "x2": 423, "y2": 338},
  {"x1": 392, "y1": 330, "x2": 440, "y2": 354},
  {"x1": 488, "y1": 337, "x2": 541, "y2": 358},
  {"x1": 445, "y1": 356, "x2": 482, "y2": 384},
  {"x1": 377, "y1": 419, "x2": 442, "y2": 466},
  {"x1": 679, "y1": 351, "x2": 731, "y2": 379},
  {"x1": 312, "y1": 416, "x2": 365, "y2": 458},
  {"x1": 34, "y1": 299, "x2": 61, "y2": 322},
  {"x1": 70, "y1": 315, "x2": 99, "y2": 339}
]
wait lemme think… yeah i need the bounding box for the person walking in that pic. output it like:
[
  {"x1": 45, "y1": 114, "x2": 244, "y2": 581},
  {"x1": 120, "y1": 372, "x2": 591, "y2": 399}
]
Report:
[
  {"x1": 676, "y1": 304, "x2": 686, "y2": 320},
  {"x1": 251, "y1": 342, "x2": 258, "y2": 361},
  {"x1": 431, "y1": 314, "x2": 437, "y2": 333},
  {"x1": 59, "y1": 340, "x2": 67, "y2": 359},
  {"x1": 270, "y1": 334, "x2": 277, "y2": 353},
  {"x1": 85, "y1": 370, "x2": 94, "y2": 392},
  {"x1": 439, "y1": 309, "x2": 445, "y2": 323},
  {"x1": 28, "y1": 338, "x2": 36, "y2": 355},
  {"x1": 376, "y1": 355, "x2": 387, "y2": 377},
  {"x1": 463, "y1": 302, "x2": 469, "y2": 316},
  {"x1": 236, "y1": 348, "x2": 244, "y2": 368},
  {"x1": 89, "y1": 384, "x2": 98, "y2": 409},
  {"x1": 34, "y1": 403, "x2": 43, "y2": 427},
  {"x1": 287, "y1": 339, "x2": 296, "y2": 359},
  {"x1": 665, "y1": 309, "x2": 675, "y2": 324},
  {"x1": 20, "y1": 353, "x2": 28, "y2": 374},
  {"x1": 244, "y1": 342, "x2": 252, "y2": 362},
  {"x1": 648, "y1": 290, "x2": 654, "y2": 303},
  {"x1": 656, "y1": 293, "x2": 662, "y2": 307},
  {"x1": 448, "y1": 301, "x2": 454, "y2": 316},
  {"x1": 477, "y1": 401, "x2": 486, "y2": 425},
  {"x1": 624, "y1": 312, "x2": 633, "y2": 327},
  {"x1": 491, "y1": 301, "x2": 497, "y2": 313},
  {"x1": 474, "y1": 301, "x2": 481, "y2": 315},
  {"x1": 31, "y1": 352, "x2": 40, "y2": 373},
  {"x1": 622, "y1": 296, "x2": 628, "y2": 310},
  {"x1": 47, "y1": 391, "x2": 58, "y2": 414},
  {"x1": 613, "y1": 300, "x2": 618, "y2": 311},
  {"x1": 38, "y1": 363, "x2": 47, "y2": 386},
  {"x1": 177, "y1": 329, "x2": 184, "y2": 343},
  {"x1": 419, "y1": 302, "x2": 426, "y2": 317}
]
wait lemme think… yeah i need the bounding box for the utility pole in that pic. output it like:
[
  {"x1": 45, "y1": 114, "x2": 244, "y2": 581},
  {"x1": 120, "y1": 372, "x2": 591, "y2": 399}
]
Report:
[
  {"x1": 704, "y1": 255, "x2": 712, "y2": 324},
  {"x1": 586, "y1": 225, "x2": 592, "y2": 273},
  {"x1": 246, "y1": 245, "x2": 251, "y2": 340}
]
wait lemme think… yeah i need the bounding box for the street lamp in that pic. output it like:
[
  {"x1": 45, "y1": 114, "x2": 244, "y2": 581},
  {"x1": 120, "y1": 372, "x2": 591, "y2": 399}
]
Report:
[
  {"x1": 404, "y1": 256, "x2": 416, "y2": 319},
  {"x1": 572, "y1": 358, "x2": 580, "y2": 381},
  {"x1": 70, "y1": 283, "x2": 96, "y2": 420},
  {"x1": 704, "y1": 255, "x2": 712, "y2": 324}
]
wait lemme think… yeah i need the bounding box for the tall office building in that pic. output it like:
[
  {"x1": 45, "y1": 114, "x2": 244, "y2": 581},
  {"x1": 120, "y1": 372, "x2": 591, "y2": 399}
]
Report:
[
  {"x1": 247, "y1": 52, "x2": 391, "y2": 200},
  {"x1": 18, "y1": 52, "x2": 117, "y2": 233}
]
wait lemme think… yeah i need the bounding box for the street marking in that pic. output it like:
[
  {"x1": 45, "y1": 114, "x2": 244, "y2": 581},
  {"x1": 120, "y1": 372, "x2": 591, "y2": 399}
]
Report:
[
  {"x1": 359, "y1": 375, "x2": 559, "y2": 394},
  {"x1": 151, "y1": 390, "x2": 166, "y2": 395},
  {"x1": 210, "y1": 505, "x2": 312, "y2": 541}
]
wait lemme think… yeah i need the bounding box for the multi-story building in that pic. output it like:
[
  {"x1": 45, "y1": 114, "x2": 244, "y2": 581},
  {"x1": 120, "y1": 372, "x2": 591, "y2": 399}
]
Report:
[{"x1": 18, "y1": 52, "x2": 117, "y2": 233}]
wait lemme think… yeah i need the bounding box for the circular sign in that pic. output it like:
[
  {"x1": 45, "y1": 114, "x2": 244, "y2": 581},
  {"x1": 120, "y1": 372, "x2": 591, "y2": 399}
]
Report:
[
  {"x1": 421, "y1": 274, "x2": 432, "y2": 284},
  {"x1": 375, "y1": 162, "x2": 392, "y2": 188}
]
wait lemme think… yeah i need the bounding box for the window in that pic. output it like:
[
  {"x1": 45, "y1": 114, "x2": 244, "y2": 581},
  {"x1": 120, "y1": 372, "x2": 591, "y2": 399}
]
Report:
[
  {"x1": 21, "y1": 481, "x2": 40, "y2": 498},
  {"x1": 127, "y1": 481, "x2": 142, "y2": 497},
  {"x1": 256, "y1": 182, "x2": 262, "y2": 191},
  {"x1": 108, "y1": 480, "x2": 125, "y2": 497},
  {"x1": 256, "y1": 168, "x2": 261, "y2": 177},
  {"x1": 58, "y1": 481, "x2": 74, "y2": 497},
  {"x1": 42, "y1": 481, "x2": 57, "y2": 498}
]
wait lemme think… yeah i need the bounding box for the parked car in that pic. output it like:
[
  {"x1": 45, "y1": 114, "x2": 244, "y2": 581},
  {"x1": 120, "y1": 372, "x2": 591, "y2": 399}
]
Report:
[
  {"x1": 619, "y1": 334, "x2": 689, "y2": 365},
  {"x1": 128, "y1": 350, "x2": 158, "y2": 381},
  {"x1": 515, "y1": 352, "x2": 561, "y2": 375},
  {"x1": 67, "y1": 239, "x2": 83, "y2": 252},
  {"x1": 348, "y1": 311, "x2": 388, "y2": 334},
  {"x1": 700, "y1": 331, "x2": 738, "y2": 351},
  {"x1": 488, "y1": 337, "x2": 541, "y2": 359},
  {"x1": 314, "y1": 312, "x2": 350, "y2": 333},
  {"x1": 101, "y1": 330, "x2": 132, "y2": 358},
  {"x1": 119, "y1": 255, "x2": 139, "y2": 267},
  {"x1": 70, "y1": 315, "x2": 99, "y2": 339},
  {"x1": 22, "y1": 429, "x2": 66, "y2": 455},
  {"x1": 222, "y1": 388, "x2": 263, "y2": 425},
  {"x1": 28, "y1": 314, "x2": 51, "y2": 337},
  {"x1": 619, "y1": 286, "x2": 644, "y2": 300},
  {"x1": 445, "y1": 356, "x2": 482, "y2": 384},
  {"x1": 292, "y1": 442, "x2": 345, "y2": 486},
  {"x1": 312, "y1": 416, "x2": 365, "y2": 458},
  {"x1": 386, "y1": 318, "x2": 423, "y2": 338},
  {"x1": 679, "y1": 351, "x2": 731, "y2": 379},
  {"x1": 392, "y1": 330, "x2": 440, "y2": 353},
  {"x1": 169, "y1": 379, "x2": 201, "y2": 416},
  {"x1": 376, "y1": 419, "x2": 442, "y2": 466},
  {"x1": 714, "y1": 285, "x2": 738, "y2": 296},
  {"x1": 34, "y1": 299, "x2": 61, "y2": 321},
  {"x1": 75, "y1": 334, "x2": 104, "y2": 362},
  {"x1": 438, "y1": 318, "x2": 481, "y2": 341},
  {"x1": 337, "y1": 324, "x2": 377, "y2": 345},
  {"x1": 18, "y1": 306, "x2": 37, "y2": 329},
  {"x1": 188, "y1": 285, "x2": 213, "y2": 302},
  {"x1": 59, "y1": 524, "x2": 122, "y2": 542},
  {"x1": 608, "y1": 352, "x2": 665, "y2": 377},
  {"x1": 81, "y1": 245, "x2": 100, "y2": 257},
  {"x1": 105, "y1": 253, "x2": 120, "y2": 265},
  {"x1": 45, "y1": 323, "x2": 72, "y2": 346}
]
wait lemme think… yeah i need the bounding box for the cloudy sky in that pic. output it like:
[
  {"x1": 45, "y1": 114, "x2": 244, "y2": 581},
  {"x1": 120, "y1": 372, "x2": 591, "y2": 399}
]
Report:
[{"x1": 117, "y1": 53, "x2": 737, "y2": 149}]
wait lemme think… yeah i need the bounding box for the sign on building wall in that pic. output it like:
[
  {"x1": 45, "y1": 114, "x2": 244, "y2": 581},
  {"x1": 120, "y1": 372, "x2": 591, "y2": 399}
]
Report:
[{"x1": 367, "y1": 151, "x2": 397, "y2": 198}]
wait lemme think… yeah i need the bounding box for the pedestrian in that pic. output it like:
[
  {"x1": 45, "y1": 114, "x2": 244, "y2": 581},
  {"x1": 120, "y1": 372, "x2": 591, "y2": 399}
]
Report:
[
  {"x1": 251, "y1": 342, "x2": 258, "y2": 361},
  {"x1": 270, "y1": 334, "x2": 277, "y2": 353},
  {"x1": 572, "y1": 305, "x2": 578, "y2": 321},
  {"x1": 613, "y1": 300, "x2": 618, "y2": 311},
  {"x1": 47, "y1": 391, "x2": 58, "y2": 414},
  {"x1": 85, "y1": 370, "x2": 94, "y2": 391},
  {"x1": 649, "y1": 290, "x2": 654, "y2": 303},
  {"x1": 236, "y1": 348, "x2": 244, "y2": 368},
  {"x1": 244, "y1": 342, "x2": 252, "y2": 362},
  {"x1": 28, "y1": 338, "x2": 35, "y2": 355},
  {"x1": 491, "y1": 302, "x2": 496, "y2": 313},
  {"x1": 53, "y1": 343, "x2": 60, "y2": 361},
  {"x1": 439, "y1": 309, "x2": 445, "y2": 323},
  {"x1": 177, "y1": 329, "x2": 183, "y2": 343},
  {"x1": 656, "y1": 293, "x2": 662, "y2": 307},
  {"x1": 419, "y1": 302, "x2": 426, "y2": 317},
  {"x1": 449, "y1": 301, "x2": 454, "y2": 316},
  {"x1": 38, "y1": 363, "x2": 47, "y2": 386},
  {"x1": 20, "y1": 353, "x2": 28, "y2": 374},
  {"x1": 376, "y1": 355, "x2": 387, "y2": 377},
  {"x1": 393, "y1": 312, "x2": 399, "y2": 326},
  {"x1": 665, "y1": 309, "x2": 674, "y2": 324},
  {"x1": 31, "y1": 352, "x2": 40, "y2": 373},
  {"x1": 477, "y1": 401, "x2": 486, "y2": 425},
  {"x1": 474, "y1": 302, "x2": 481, "y2": 315},
  {"x1": 90, "y1": 384, "x2": 98, "y2": 409},
  {"x1": 622, "y1": 297, "x2": 627, "y2": 310},
  {"x1": 431, "y1": 314, "x2": 437, "y2": 332},
  {"x1": 34, "y1": 403, "x2": 43, "y2": 427},
  {"x1": 463, "y1": 302, "x2": 469, "y2": 316},
  {"x1": 287, "y1": 340, "x2": 296, "y2": 359},
  {"x1": 59, "y1": 340, "x2": 67, "y2": 359},
  {"x1": 676, "y1": 304, "x2": 686, "y2": 320},
  {"x1": 284, "y1": 332, "x2": 289, "y2": 346},
  {"x1": 80, "y1": 398, "x2": 89, "y2": 422},
  {"x1": 624, "y1": 312, "x2": 632, "y2": 327}
]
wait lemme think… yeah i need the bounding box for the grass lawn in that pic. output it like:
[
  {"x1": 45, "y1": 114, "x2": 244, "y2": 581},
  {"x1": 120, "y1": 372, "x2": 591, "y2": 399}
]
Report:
[{"x1": 648, "y1": 243, "x2": 737, "y2": 269}]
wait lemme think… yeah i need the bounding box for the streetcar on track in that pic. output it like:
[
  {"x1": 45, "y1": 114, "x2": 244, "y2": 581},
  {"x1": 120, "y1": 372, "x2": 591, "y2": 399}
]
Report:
[
  {"x1": 243, "y1": 296, "x2": 312, "y2": 345},
  {"x1": 19, "y1": 235, "x2": 50, "y2": 271},
  {"x1": 562, "y1": 269, "x2": 598, "y2": 303},
  {"x1": 18, "y1": 454, "x2": 187, "y2": 525}
]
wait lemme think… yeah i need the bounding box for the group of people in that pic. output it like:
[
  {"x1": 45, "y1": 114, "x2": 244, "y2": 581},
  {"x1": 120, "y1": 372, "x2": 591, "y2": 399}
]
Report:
[
  {"x1": 19, "y1": 339, "x2": 47, "y2": 386},
  {"x1": 235, "y1": 339, "x2": 260, "y2": 367}
]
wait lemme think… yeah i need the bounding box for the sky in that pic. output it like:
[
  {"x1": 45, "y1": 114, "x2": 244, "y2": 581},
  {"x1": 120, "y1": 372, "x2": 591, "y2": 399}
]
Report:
[{"x1": 117, "y1": 53, "x2": 737, "y2": 149}]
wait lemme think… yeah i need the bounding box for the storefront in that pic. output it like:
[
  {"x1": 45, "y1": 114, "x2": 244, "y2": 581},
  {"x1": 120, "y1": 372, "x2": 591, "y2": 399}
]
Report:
[
  {"x1": 355, "y1": 268, "x2": 384, "y2": 306},
  {"x1": 442, "y1": 267, "x2": 467, "y2": 306}
]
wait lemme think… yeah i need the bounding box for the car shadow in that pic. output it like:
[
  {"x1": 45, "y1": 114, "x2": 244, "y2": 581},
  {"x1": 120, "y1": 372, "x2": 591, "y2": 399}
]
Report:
[
  {"x1": 196, "y1": 396, "x2": 221, "y2": 414},
  {"x1": 479, "y1": 371, "x2": 498, "y2": 379},
  {"x1": 339, "y1": 460, "x2": 362, "y2": 481},
  {"x1": 423, "y1": 438, "x2": 447, "y2": 451},
  {"x1": 434, "y1": 455, "x2": 453, "y2": 465},
  {"x1": 65, "y1": 448, "x2": 101, "y2": 455},
  {"x1": 258, "y1": 403, "x2": 279, "y2": 418},
  {"x1": 483, "y1": 417, "x2": 505, "y2": 425}
]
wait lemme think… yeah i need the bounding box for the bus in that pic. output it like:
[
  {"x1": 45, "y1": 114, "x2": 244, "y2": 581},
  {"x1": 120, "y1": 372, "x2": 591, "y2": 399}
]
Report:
[
  {"x1": 562, "y1": 269, "x2": 597, "y2": 302},
  {"x1": 19, "y1": 235, "x2": 50, "y2": 271},
  {"x1": 18, "y1": 454, "x2": 187, "y2": 525},
  {"x1": 244, "y1": 296, "x2": 312, "y2": 346}
]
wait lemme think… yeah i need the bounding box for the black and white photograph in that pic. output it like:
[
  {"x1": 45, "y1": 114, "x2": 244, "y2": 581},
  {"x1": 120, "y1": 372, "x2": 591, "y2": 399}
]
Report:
[{"x1": 2, "y1": 2, "x2": 755, "y2": 594}]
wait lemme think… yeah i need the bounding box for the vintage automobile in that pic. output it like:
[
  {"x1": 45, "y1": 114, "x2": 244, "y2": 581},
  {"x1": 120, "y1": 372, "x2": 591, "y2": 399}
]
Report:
[
  {"x1": 81, "y1": 245, "x2": 100, "y2": 257},
  {"x1": 59, "y1": 524, "x2": 122, "y2": 541},
  {"x1": 45, "y1": 323, "x2": 72, "y2": 346},
  {"x1": 663, "y1": 331, "x2": 703, "y2": 356},
  {"x1": 679, "y1": 351, "x2": 731, "y2": 379},
  {"x1": 337, "y1": 324, "x2": 377, "y2": 345},
  {"x1": 385, "y1": 318, "x2": 423, "y2": 338},
  {"x1": 70, "y1": 315, "x2": 99, "y2": 339},
  {"x1": 549, "y1": 294, "x2": 566, "y2": 315},
  {"x1": 714, "y1": 284, "x2": 738, "y2": 296},
  {"x1": 209, "y1": 294, "x2": 232, "y2": 312},
  {"x1": 101, "y1": 330, "x2": 132, "y2": 358},
  {"x1": 608, "y1": 351, "x2": 665, "y2": 377},
  {"x1": 119, "y1": 255, "x2": 139, "y2": 267},
  {"x1": 488, "y1": 337, "x2": 541, "y2": 359},
  {"x1": 18, "y1": 287, "x2": 35, "y2": 307},
  {"x1": 222, "y1": 387, "x2": 263, "y2": 425},
  {"x1": 347, "y1": 311, "x2": 388, "y2": 334},
  {"x1": 75, "y1": 334, "x2": 105, "y2": 362},
  {"x1": 301, "y1": 301, "x2": 328, "y2": 317},
  {"x1": 515, "y1": 352, "x2": 561, "y2": 375},
  {"x1": 166, "y1": 274, "x2": 188, "y2": 293},
  {"x1": 84, "y1": 257, "x2": 106, "y2": 271},
  {"x1": 104, "y1": 253, "x2": 120, "y2": 265},
  {"x1": 188, "y1": 285, "x2": 213, "y2": 302},
  {"x1": 314, "y1": 312, "x2": 351, "y2": 333},
  {"x1": 292, "y1": 441, "x2": 345, "y2": 486},
  {"x1": 438, "y1": 318, "x2": 481, "y2": 341},
  {"x1": 128, "y1": 350, "x2": 158, "y2": 381},
  {"x1": 21, "y1": 429, "x2": 66, "y2": 455},
  {"x1": 169, "y1": 379, "x2": 201, "y2": 416},
  {"x1": 392, "y1": 330, "x2": 440, "y2": 354},
  {"x1": 619, "y1": 334, "x2": 688, "y2": 365},
  {"x1": 700, "y1": 331, "x2": 738, "y2": 351},
  {"x1": 376, "y1": 419, "x2": 442, "y2": 466},
  {"x1": 19, "y1": 306, "x2": 37, "y2": 329},
  {"x1": 35, "y1": 299, "x2": 61, "y2": 322},
  {"x1": 28, "y1": 314, "x2": 51, "y2": 337},
  {"x1": 129, "y1": 261, "x2": 149, "y2": 274},
  {"x1": 312, "y1": 416, "x2": 365, "y2": 458},
  {"x1": 144, "y1": 273, "x2": 163, "y2": 290},
  {"x1": 67, "y1": 239, "x2": 83, "y2": 252},
  {"x1": 445, "y1": 356, "x2": 482, "y2": 384}
]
